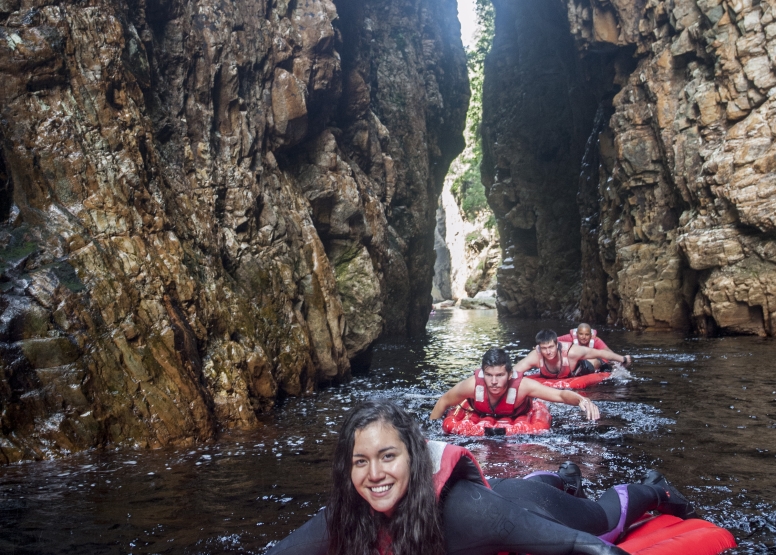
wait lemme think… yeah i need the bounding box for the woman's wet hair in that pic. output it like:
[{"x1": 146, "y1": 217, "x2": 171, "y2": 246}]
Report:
[
  {"x1": 535, "y1": 329, "x2": 559, "y2": 345},
  {"x1": 327, "y1": 399, "x2": 444, "y2": 555},
  {"x1": 481, "y1": 347, "x2": 512, "y2": 371}
]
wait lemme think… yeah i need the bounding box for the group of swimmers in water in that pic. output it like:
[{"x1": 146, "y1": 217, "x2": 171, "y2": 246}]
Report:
[
  {"x1": 267, "y1": 325, "x2": 698, "y2": 555},
  {"x1": 431, "y1": 325, "x2": 631, "y2": 423}
]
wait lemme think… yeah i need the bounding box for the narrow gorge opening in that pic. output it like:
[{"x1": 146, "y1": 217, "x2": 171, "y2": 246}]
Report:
[
  {"x1": 433, "y1": 0, "x2": 500, "y2": 309},
  {"x1": 437, "y1": 0, "x2": 629, "y2": 317}
]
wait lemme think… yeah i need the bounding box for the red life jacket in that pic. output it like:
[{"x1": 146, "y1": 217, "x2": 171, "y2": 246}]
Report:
[
  {"x1": 428, "y1": 440, "x2": 489, "y2": 497},
  {"x1": 537, "y1": 341, "x2": 573, "y2": 378},
  {"x1": 570, "y1": 328, "x2": 597, "y2": 345},
  {"x1": 558, "y1": 332, "x2": 610, "y2": 361},
  {"x1": 470, "y1": 368, "x2": 530, "y2": 417}
]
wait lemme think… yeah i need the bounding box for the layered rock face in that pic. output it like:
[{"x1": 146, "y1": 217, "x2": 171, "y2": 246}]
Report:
[
  {"x1": 483, "y1": 0, "x2": 776, "y2": 336},
  {"x1": 482, "y1": 0, "x2": 601, "y2": 318},
  {"x1": 0, "y1": 0, "x2": 466, "y2": 461}
]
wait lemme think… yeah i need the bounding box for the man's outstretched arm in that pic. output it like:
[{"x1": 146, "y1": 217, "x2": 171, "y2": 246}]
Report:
[
  {"x1": 571, "y1": 345, "x2": 632, "y2": 367},
  {"x1": 513, "y1": 350, "x2": 541, "y2": 373},
  {"x1": 430, "y1": 376, "x2": 475, "y2": 420},
  {"x1": 520, "y1": 379, "x2": 600, "y2": 420}
]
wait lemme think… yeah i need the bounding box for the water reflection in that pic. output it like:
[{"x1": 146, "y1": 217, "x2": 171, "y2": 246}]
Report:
[{"x1": 1, "y1": 310, "x2": 775, "y2": 553}]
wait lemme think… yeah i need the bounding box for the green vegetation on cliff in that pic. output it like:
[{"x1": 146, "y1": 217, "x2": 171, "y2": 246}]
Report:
[{"x1": 450, "y1": 0, "x2": 494, "y2": 219}]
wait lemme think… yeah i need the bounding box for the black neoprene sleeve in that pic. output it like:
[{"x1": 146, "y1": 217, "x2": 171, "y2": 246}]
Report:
[
  {"x1": 263, "y1": 508, "x2": 328, "y2": 555},
  {"x1": 263, "y1": 480, "x2": 639, "y2": 555},
  {"x1": 442, "y1": 480, "x2": 630, "y2": 555}
]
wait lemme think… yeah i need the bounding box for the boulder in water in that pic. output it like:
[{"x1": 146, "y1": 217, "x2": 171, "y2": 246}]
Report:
[{"x1": 459, "y1": 297, "x2": 497, "y2": 310}]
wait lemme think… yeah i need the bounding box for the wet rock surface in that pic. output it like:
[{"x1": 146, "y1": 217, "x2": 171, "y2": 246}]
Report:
[
  {"x1": 0, "y1": 0, "x2": 466, "y2": 461},
  {"x1": 482, "y1": 0, "x2": 776, "y2": 336},
  {"x1": 482, "y1": 0, "x2": 602, "y2": 319}
]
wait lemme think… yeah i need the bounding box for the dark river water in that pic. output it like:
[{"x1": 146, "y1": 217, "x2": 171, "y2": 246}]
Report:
[{"x1": 2, "y1": 310, "x2": 776, "y2": 554}]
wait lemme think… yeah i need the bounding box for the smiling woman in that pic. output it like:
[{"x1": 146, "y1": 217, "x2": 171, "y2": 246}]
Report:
[
  {"x1": 328, "y1": 402, "x2": 444, "y2": 555},
  {"x1": 264, "y1": 399, "x2": 716, "y2": 555},
  {"x1": 350, "y1": 423, "x2": 411, "y2": 517}
]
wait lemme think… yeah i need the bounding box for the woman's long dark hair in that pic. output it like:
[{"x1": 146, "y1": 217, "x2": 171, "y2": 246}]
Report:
[{"x1": 326, "y1": 399, "x2": 444, "y2": 555}]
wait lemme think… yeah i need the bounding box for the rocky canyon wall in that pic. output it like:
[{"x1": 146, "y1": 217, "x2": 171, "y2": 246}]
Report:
[
  {"x1": 0, "y1": 0, "x2": 467, "y2": 462},
  {"x1": 482, "y1": 0, "x2": 601, "y2": 318},
  {"x1": 483, "y1": 0, "x2": 776, "y2": 336}
]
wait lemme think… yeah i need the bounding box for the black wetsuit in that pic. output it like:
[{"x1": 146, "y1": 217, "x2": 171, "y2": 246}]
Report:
[{"x1": 264, "y1": 476, "x2": 664, "y2": 555}]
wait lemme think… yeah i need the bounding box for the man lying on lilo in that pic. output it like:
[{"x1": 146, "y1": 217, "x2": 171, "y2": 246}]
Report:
[
  {"x1": 557, "y1": 323, "x2": 613, "y2": 374},
  {"x1": 430, "y1": 338, "x2": 631, "y2": 421}
]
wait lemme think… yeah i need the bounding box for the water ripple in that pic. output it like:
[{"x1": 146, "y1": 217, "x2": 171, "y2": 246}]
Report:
[{"x1": 1, "y1": 312, "x2": 775, "y2": 553}]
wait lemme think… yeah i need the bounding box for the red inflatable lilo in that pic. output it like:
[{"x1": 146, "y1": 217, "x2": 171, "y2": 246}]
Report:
[
  {"x1": 442, "y1": 399, "x2": 551, "y2": 436},
  {"x1": 526, "y1": 371, "x2": 611, "y2": 389},
  {"x1": 504, "y1": 514, "x2": 736, "y2": 555},
  {"x1": 616, "y1": 514, "x2": 736, "y2": 555}
]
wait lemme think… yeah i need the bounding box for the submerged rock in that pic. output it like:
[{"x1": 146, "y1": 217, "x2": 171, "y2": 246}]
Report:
[{"x1": 459, "y1": 296, "x2": 497, "y2": 310}]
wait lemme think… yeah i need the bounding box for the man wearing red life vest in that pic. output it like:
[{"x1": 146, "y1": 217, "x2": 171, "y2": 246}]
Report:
[
  {"x1": 530, "y1": 329, "x2": 631, "y2": 380},
  {"x1": 557, "y1": 323, "x2": 611, "y2": 374},
  {"x1": 430, "y1": 347, "x2": 601, "y2": 421}
]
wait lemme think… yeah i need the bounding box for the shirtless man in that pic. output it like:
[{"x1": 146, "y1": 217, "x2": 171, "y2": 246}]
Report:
[
  {"x1": 430, "y1": 347, "x2": 601, "y2": 422},
  {"x1": 557, "y1": 323, "x2": 610, "y2": 374}
]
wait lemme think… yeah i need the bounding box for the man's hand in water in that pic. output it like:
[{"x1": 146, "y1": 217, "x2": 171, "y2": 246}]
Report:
[{"x1": 577, "y1": 397, "x2": 600, "y2": 420}]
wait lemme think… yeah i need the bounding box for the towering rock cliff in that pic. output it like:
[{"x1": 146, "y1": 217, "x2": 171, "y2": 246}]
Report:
[
  {"x1": 483, "y1": 0, "x2": 776, "y2": 336},
  {"x1": 0, "y1": 0, "x2": 467, "y2": 462},
  {"x1": 433, "y1": 0, "x2": 500, "y2": 306},
  {"x1": 482, "y1": 0, "x2": 598, "y2": 318}
]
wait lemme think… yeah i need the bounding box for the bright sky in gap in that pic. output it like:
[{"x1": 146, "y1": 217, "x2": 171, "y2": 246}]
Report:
[{"x1": 457, "y1": 0, "x2": 478, "y2": 49}]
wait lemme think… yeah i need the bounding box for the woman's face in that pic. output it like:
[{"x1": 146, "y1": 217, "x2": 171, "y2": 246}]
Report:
[{"x1": 351, "y1": 421, "x2": 410, "y2": 517}]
